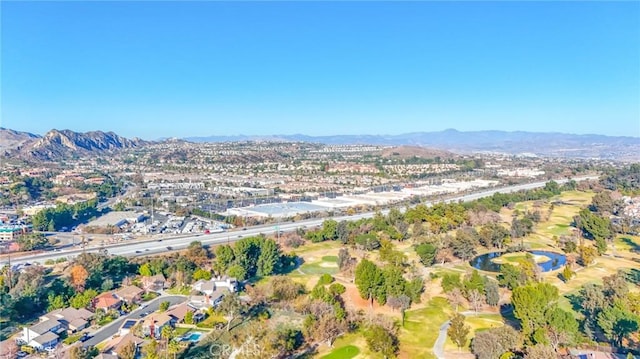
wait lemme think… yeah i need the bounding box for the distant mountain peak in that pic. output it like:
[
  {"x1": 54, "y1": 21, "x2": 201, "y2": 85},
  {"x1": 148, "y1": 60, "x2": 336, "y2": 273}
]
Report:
[{"x1": 2, "y1": 128, "x2": 147, "y2": 161}]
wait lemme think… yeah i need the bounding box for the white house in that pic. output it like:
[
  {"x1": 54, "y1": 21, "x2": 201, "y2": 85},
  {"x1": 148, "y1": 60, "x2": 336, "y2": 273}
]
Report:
[
  {"x1": 23, "y1": 319, "x2": 63, "y2": 351},
  {"x1": 192, "y1": 276, "x2": 237, "y2": 296}
]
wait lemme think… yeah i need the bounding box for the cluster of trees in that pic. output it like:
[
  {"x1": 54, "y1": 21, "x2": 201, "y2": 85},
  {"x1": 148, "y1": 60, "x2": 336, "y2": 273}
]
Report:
[
  {"x1": 8, "y1": 176, "x2": 55, "y2": 202},
  {"x1": 354, "y1": 258, "x2": 423, "y2": 316},
  {"x1": 213, "y1": 236, "x2": 296, "y2": 280},
  {"x1": 31, "y1": 199, "x2": 99, "y2": 231},
  {"x1": 440, "y1": 270, "x2": 500, "y2": 312},
  {"x1": 579, "y1": 271, "x2": 640, "y2": 347},
  {"x1": 414, "y1": 222, "x2": 512, "y2": 268},
  {"x1": 512, "y1": 283, "x2": 579, "y2": 350},
  {"x1": 300, "y1": 181, "x2": 569, "y2": 269},
  {"x1": 472, "y1": 180, "x2": 567, "y2": 212},
  {"x1": 601, "y1": 164, "x2": 640, "y2": 194},
  {"x1": 0, "y1": 252, "x2": 137, "y2": 323},
  {"x1": 496, "y1": 254, "x2": 543, "y2": 290},
  {"x1": 16, "y1": 232, "x2": 50, "y2": 251},
  {"x1": 405, "y1": 202, "x2": 468, "y2": 234}
]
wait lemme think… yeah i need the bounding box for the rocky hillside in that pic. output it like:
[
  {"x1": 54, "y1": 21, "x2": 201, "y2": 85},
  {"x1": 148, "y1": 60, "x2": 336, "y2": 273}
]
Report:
[
  {"x1": 3, "y1": 129, "x2": 147, "y2": 161},
  {"x1": 0, "y1": 127, "x2": 40, "y2": 152}
]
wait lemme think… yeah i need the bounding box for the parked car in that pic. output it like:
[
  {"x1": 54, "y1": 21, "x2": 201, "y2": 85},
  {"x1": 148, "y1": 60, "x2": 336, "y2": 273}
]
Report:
[{"x1": 80, "y1": 333, "x2": 92, "y2": 342}]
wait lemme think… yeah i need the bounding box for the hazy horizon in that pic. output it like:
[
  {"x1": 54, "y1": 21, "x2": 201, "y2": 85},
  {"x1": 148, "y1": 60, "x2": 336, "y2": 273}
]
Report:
[
  {"x1": 3, "y1": 1, "x2": 639, "y2": 139},
  {"x1": 4, "y1": 126, "x2": 640, "y2": 142}
]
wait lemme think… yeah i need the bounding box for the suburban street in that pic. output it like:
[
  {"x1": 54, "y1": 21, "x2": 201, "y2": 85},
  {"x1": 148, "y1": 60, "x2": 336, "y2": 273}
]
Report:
[
  {"x1": 82, "y1": 295, "x2": 186, "y2": 348},
  {"x1": 0, "y1": 176, "x2": 596, "y2": 267}
]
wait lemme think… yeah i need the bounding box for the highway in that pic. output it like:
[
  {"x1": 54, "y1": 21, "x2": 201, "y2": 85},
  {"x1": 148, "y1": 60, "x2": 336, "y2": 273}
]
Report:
[{"x1": 1, "y1": 176, "x2": 597, "y2": 267}]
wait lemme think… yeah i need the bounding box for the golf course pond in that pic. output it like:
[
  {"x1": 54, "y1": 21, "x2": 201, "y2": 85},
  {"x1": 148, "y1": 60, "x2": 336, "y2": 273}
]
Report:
[{"x1": 470, "y1": 250, "x2": 567, "y2": 272}]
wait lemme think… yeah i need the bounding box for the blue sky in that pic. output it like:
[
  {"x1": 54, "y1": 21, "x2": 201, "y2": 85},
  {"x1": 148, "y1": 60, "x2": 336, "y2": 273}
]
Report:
[{"x1": 2, "y1": 1, "x2": 639, "y2": 139}]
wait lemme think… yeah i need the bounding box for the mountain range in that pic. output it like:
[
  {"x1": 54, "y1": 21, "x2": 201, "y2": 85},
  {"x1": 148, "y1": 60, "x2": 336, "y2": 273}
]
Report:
[
  {"x1": 186, "y1": 129, "x2": 640, "y2": 160},
  {"x1": 1, "y1": 128, "x2": 638, "y2": 162}
]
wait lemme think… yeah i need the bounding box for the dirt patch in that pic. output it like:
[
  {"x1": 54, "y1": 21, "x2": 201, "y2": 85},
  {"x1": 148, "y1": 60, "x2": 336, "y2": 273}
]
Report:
[{"x1": 343, "y1": 285, "x2": 398, "y2": 316}]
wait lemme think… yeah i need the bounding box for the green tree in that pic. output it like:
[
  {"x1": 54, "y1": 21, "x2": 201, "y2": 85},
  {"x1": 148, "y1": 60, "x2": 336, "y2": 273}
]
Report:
[
  {"x1": 139, "y1": 263, "x2": 153, "y2": 277},
  {"x1": 257, "y1": 238, "x2": 282, "y2": 276},
  {"x1": 142, "y1": 338, "x2": 159, "y2": 359},
  {"x1": 447, "y1": 313, "x2": 470, "y2": 351},
  {"x1": 355, "y1": 259, "x2": 385, "y2": 306},
  {"x1": 441, "y1": 273, "x2": 462, "y2": 293},
  {"x1": 47, "y1": 293, "x2": 67, "y2": 311},
  {"x1": 184, "y1": 311, "x2": 194, "y2": 324},
  {"x1": 451, "y1": 229, "x2": 478, "y2": 260},
  {"x1": 485, "y1": 279, "x2": 500, "y2": 306},
  {"x1": 561, "y1": 265, "x2": 574, "y2": 282},
  {"x1": 511, "y1": 283, "x2": 559, "y2": 341},
  {"x1": 576, "y1": 208, "x2": 612, "y2": 254},
  {"x1": 318, "y1": 273, "x2": 334, "y2": 285},
  {"x1": 227, "y1": 264, "x2": 247, "y2": 281},
  {"x1": 69, "y1": 289, "x2": 97, "y2": 309},
  {"x1": 546, "y1": 307, "x2": 579, "y2": 350},
  {"x1": 214, "y1": 244, "x2": 235, "y2": 273},
  {"x1": 498, "y1": 264, "x2": 525, "y2": 290},
  {"x1": 462, "y1": 270, "x2": 485, "y2": 296},
  {"x1": 364, "y1": 324, "x2": 399, "y2": 358},
  {"x1": 320, "y1": 219, "x2": 339, "y2": 241},
  {"x1": 597, "y1": 303, "x2": 640, "y2": 346},
  {"x1": 192, "y1": 268, "x2": 212, "y2": 281},
  {"x1": 233, "y1": 237, "x2": 261, "y2": 278},
  {"x1": 159, "y1": 301, "x2": 170, "y2": 312},
  {"x1": 415, "y1": 243, "x2": 437, "y2": 266}
]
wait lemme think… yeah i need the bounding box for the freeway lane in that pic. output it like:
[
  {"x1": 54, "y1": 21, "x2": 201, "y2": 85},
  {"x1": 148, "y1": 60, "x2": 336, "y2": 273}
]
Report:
[{"x1": 1, "y1": 176, "x2": 597, "y2": 267}]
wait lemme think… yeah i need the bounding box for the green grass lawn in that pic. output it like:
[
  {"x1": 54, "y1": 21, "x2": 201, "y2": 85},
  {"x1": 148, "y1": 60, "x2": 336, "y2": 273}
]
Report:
[
  {"x1": 322, "y1": 255, "x2": 338, "y2": 262},
  {"x1": 63, "y1": 333, "x2": 82, "y2": 345},
  {"x1": 142, "y1": 291, "x2": 161, "y2": 300},
  {"x1": 174, "y1": 327, "x2": 192, "y2": 336},
  {"x1": 166, "y1": 286, "x2": 191, "y2": 295},
  {"x1": 399, "y1": 296, "x2": 451, "y2": 359},
  {"x1": 197, "y1": 313, "x2": 226, "y2": 329},
  {"x1": 321, "y1": 345, "x2": 361, "y2": 359},
  {"x1": 299, "y1": 262, "x2": 339, "y2": 275},
  {"x1": 294, "y1": 241, "x2": 343, "y2": 254},
  {"x1": 614, "y1": 235, "x2": 640, "y2": 252}
]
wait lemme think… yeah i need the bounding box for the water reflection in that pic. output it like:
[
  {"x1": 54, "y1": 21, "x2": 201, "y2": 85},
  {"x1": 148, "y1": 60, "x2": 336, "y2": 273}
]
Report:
[{"x1": 469, "y1": 250, "x2": 567, "y2": 273}]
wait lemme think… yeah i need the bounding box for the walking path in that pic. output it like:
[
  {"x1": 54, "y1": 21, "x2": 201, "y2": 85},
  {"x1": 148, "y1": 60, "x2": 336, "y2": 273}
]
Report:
[{"x1": 432, "y1": 310, "x2": 498, "y2": 359}]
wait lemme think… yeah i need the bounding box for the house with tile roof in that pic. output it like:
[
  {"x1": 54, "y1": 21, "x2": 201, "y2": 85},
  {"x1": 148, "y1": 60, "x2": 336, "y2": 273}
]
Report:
[{"x1": 93, "y1": 292, "x2": 122, "y2": 312}]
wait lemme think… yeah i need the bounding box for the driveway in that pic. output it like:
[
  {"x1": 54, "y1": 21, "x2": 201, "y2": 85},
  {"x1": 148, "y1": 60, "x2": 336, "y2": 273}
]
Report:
[{"x1": 82, "y1": 295, "x2": 186, "y2": 348}]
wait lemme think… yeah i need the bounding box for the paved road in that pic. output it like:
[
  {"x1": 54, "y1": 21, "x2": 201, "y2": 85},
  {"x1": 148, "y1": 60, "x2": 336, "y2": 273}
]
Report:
[
  {"x1": 1, "y1": 176, "x2": 597, "y2": 267},
  {"x1": 433, "y1": 320, "x2": 450, "y2": 359},
  {"x1": 82, "y1": 295, "x2": 186, "y2": 348}
]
